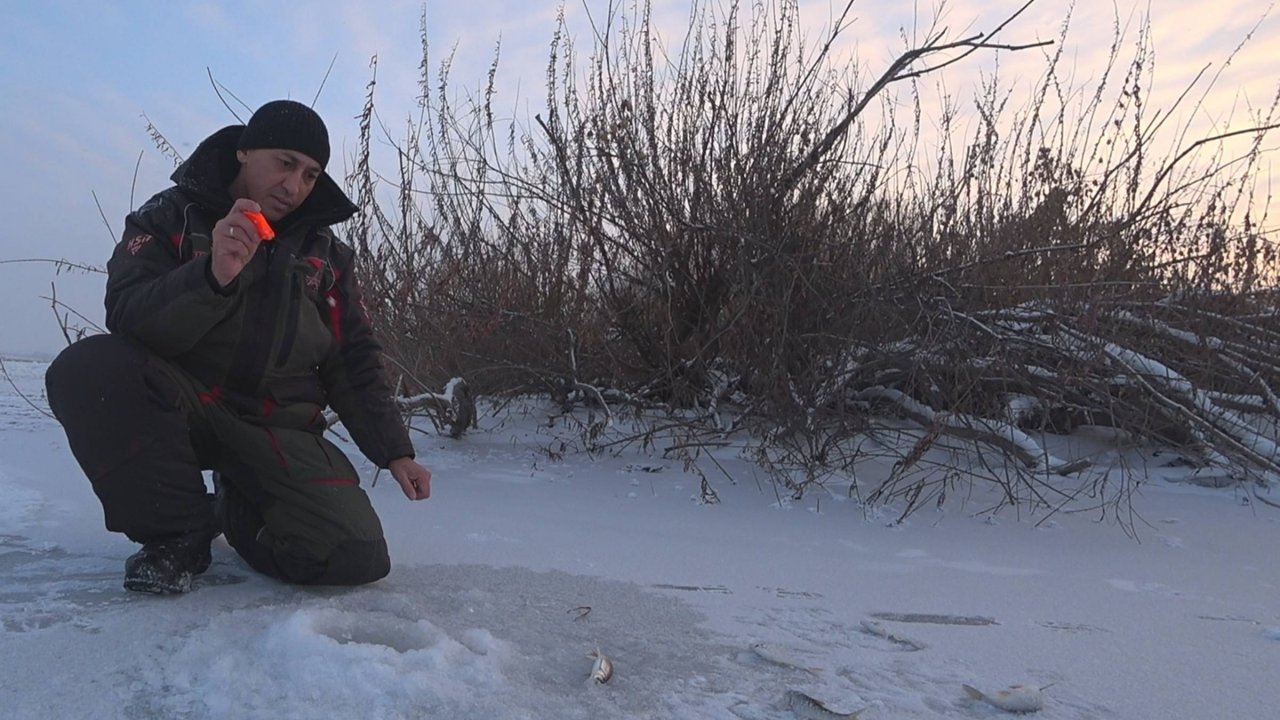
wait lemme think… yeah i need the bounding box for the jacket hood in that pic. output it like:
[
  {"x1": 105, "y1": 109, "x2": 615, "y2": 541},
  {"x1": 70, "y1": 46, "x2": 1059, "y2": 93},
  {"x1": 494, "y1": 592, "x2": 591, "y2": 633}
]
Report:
[{"x1": 171, "y1": 125, "x2": 358, "y2": 229}]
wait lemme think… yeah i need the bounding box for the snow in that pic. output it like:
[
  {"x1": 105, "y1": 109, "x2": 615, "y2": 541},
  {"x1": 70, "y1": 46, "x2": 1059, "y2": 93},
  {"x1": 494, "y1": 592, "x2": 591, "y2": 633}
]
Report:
[{"x1": 2, "y1": 354, "x2": 1279, "y2": 719}]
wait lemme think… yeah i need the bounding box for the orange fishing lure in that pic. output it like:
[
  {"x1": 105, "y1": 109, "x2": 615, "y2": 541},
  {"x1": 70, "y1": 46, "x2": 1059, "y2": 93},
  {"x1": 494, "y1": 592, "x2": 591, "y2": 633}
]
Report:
[{"x1": 241, "y1": 210, "x2": 276, "y2": 241}]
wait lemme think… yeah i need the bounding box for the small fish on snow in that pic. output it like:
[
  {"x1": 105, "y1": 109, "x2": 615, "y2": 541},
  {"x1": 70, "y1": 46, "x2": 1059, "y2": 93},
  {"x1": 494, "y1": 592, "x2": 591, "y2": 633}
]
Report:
[
  {"x1": 588, "y1": 649, "x2": 613, "y2": 684},
  {"x1": 859, "y1": 619, "x2": 927, "y2": 651},
  {"x1": 751, "y1": 642, "x2": 820, "y2": 674},
  {"x1": 784, "y1": 689, "x2": 865, "y2": 720},
  {"x1": 962, "y1": 683, "x2": 1044, "y2": 713}
]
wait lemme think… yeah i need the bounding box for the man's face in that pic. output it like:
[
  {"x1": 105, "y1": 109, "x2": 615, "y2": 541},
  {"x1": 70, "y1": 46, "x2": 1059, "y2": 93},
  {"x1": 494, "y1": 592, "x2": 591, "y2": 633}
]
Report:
[{"x1": 235, "y1": 148, "x2": 322, "y2": 222}]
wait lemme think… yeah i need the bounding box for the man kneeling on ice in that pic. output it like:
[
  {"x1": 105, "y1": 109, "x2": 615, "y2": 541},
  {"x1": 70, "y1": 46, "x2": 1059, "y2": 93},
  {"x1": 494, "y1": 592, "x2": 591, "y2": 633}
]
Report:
[{"x1": 45, "y1": 100, "x2": 432, "y2": 594}]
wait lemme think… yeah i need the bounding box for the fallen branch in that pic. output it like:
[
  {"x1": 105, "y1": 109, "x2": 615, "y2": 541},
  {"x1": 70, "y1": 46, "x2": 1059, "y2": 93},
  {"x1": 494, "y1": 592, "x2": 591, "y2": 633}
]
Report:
[
  {"x1": 854, "y1": 386, "x2": 1089, "y2": 475},
  {"x1": 1061, "y1": 328, "x2": 1280, "y2": 475},
  {"x1": 325, "y1": 377, "x2": 474, "y2": 439}
]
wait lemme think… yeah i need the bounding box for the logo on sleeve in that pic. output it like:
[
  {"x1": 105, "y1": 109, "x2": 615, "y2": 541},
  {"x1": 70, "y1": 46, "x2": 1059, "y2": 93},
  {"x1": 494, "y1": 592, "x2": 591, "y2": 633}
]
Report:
[
  {"x1": 300, "y1": 257, "x2": 333, "y2": 294},
  {"x1": 127, "y1": 234, "x2": 153, "y2": 255}
]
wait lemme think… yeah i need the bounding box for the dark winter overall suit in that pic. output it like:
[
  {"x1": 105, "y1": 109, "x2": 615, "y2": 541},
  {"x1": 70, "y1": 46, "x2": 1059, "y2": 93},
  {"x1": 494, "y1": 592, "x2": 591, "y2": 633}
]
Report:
[{"x1": 45, "y1": 126, "x2": 413, "y2": 585}]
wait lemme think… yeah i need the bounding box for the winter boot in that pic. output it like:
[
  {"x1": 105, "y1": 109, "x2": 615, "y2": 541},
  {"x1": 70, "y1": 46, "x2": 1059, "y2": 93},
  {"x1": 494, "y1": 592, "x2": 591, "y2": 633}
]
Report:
[{"x1": 123, "y1": 532, "x2": 214, "y2": 594}]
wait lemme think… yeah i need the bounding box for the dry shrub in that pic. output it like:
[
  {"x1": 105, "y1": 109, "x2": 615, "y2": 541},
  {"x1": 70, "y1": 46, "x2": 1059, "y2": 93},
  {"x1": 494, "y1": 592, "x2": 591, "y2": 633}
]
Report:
[{"x1": 346, "y1": 0, "x2": 1279, "y2": 518}]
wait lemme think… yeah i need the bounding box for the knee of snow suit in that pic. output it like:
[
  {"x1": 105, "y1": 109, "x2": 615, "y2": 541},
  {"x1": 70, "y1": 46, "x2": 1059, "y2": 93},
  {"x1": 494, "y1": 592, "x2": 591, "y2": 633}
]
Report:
[
  {"x1": 321, "y1": 537, "x2": 391, "y2": 585},
  {"x1": 262, "y1": 534, "x2": 391, "y2": 586},
  {"x1": 221, "y1": 486, "x2": 390, "y2": 586},
  {"x1": 212, "y1": 430, "x2": 389, "y2": 586}
]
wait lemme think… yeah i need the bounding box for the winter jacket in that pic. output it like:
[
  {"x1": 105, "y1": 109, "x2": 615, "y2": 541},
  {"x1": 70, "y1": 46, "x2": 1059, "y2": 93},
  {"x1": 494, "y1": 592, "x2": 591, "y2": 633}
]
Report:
[{"x1": 104, "y1": 125, "x2": 413, "y2": 468}]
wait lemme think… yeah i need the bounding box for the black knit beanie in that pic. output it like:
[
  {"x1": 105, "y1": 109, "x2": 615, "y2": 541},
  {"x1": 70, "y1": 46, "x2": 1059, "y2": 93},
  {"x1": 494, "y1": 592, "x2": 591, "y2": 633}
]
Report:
[{"x1": 237, "y1": 100, "x2": 331, "y2": 169}]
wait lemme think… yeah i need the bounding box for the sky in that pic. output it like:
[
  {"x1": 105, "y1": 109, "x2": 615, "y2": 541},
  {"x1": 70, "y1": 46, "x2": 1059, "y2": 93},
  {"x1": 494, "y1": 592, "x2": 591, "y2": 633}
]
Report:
[{"x1": 0, "y1": 0, "x2": 1275, "y2": 358}]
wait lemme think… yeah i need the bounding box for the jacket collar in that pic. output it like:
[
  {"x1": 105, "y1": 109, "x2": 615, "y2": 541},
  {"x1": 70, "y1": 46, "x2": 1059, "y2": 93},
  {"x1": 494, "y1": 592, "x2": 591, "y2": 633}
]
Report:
[{"x1": 170, "y1": 125, "x2": 358, "y2": 231}]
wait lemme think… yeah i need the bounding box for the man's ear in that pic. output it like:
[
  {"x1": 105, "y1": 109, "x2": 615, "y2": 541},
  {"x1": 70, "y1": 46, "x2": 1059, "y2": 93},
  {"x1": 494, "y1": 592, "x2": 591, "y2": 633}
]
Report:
[{"x1": 236, "y1": 149, "x2": 247, "y2": 163}]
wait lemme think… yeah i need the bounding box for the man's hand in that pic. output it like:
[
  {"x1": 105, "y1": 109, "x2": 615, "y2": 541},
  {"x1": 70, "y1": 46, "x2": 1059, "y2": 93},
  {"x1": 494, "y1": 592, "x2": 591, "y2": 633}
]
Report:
[
  {"x1": 388, "y1": 457, "x2": 432, "y2": 500},
  {"x1": 211, "y1": 199, "x2": 266, "y2": 288}
]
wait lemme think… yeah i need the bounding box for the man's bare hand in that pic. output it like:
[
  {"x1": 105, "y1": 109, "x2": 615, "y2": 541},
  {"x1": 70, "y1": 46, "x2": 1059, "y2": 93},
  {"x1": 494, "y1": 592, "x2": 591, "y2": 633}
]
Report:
[
  {"x1": 211, "y1": 199, "x2": 266, "y2": 288},
  {"x1": 388, "y1": 457, "x2": 432, "y2": 500}
]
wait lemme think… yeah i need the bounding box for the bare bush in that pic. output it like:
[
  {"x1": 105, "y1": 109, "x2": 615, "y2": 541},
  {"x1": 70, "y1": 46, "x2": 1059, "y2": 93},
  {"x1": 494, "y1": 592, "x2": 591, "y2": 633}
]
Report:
[{"x1": 345, "y1": 0, "x2": 1279, "y2": 519}]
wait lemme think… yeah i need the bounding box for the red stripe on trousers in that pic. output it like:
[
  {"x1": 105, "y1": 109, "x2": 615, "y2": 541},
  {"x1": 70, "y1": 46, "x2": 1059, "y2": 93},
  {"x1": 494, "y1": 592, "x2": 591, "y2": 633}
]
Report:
[{"x1": 264, "y1": 428, "x2": 289, "y2": 469}]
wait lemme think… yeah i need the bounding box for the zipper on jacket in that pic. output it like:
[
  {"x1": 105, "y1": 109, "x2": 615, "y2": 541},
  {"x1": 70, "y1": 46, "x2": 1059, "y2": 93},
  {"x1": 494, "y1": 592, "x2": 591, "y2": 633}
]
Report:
[
  {"x1": 275, "y1": 272, "x2": 302, "y2": 369},
  {"x1": 226, "y1": 244, "x2": 280, "y2": 397}
]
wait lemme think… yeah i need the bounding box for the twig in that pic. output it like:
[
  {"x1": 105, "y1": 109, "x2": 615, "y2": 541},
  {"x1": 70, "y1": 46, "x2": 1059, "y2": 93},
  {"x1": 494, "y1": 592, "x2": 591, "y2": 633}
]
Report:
[
  {"x1": 92, "y1": 190, "x2": 115, "y2": 243},
  {"x1": 0, "y1": 356, "x2": 56, "y2": 421},
  {"x1": 142, "y1": 113, "x2": 184, "y2": 166},
  {"x1": 0, "y1": 258, "x2": 104, "y2": 273},
  {"x1": 207, "y1": 67, "x2": 249, "y2": 122},
  {"x1": 129, "y1": 149, "x2": 144, "y2": 213},
  {"x1": 312, "y1": 52, "x2": 339, "y2": 107},
  {"x1": 780, "y1": 1, "x2": 1051, "y2": 197}
]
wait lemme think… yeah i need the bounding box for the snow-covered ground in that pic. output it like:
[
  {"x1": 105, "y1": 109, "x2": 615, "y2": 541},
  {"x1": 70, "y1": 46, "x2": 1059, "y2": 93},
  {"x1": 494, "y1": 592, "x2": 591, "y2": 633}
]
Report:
[{"x1": 1, "y1": 354, "x2": 1277, "y2": 719}]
